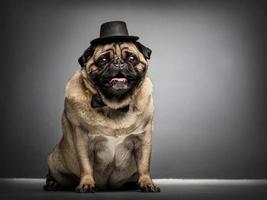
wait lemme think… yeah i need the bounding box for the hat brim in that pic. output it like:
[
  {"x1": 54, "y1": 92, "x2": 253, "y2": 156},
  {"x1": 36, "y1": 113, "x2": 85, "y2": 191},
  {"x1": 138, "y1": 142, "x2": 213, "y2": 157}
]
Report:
[{"x1": 90, "y1": 35, "x2": 139, "y2": 46}]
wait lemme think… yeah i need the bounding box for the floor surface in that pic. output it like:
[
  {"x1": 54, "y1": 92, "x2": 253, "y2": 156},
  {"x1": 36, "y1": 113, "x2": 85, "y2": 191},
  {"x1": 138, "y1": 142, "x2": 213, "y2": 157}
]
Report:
[{"x1": 0, "y1": 178, "x2": 267, "y2": 200}]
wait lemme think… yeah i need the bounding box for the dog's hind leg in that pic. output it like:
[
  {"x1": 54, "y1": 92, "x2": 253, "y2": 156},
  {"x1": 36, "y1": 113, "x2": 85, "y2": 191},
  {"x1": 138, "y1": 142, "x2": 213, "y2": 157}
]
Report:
[{"x1": 44, "y1": 145, "x2": 78, "y2": 191}]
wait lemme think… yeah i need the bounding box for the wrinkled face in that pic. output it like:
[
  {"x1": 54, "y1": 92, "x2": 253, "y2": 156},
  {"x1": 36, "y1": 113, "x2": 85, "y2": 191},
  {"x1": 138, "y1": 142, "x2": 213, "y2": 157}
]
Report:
[{"x1": 83, "y1": 42, "x2": 150, "y2": 101}]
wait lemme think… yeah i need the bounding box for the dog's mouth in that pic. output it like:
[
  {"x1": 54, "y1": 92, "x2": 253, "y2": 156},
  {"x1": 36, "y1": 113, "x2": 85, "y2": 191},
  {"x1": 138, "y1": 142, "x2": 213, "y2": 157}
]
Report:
[
  {"x1": 109, "y1": 77, "x2": 128, "y2": 85},
  {"x1": 108, "y1": 73, "x2": 129, "y2": 90}
]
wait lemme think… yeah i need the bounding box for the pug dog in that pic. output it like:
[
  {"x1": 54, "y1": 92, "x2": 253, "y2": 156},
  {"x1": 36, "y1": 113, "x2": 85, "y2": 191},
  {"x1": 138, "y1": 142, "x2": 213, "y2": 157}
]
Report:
[{"x1": 44, "y1": 21, "x2": 159, "y2": 193}]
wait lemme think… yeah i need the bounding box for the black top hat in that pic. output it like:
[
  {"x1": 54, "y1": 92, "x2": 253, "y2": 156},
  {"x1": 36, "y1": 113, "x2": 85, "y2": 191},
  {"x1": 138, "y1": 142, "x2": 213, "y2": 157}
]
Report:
[{"x1": 90, "y1": 21, "x2": 139, "y2": 46}]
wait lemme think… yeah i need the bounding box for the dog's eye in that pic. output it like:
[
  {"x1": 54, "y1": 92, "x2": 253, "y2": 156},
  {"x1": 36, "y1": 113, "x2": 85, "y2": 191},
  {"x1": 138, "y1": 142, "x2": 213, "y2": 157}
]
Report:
[
  {"x1": 100, "y1": 58, "x2": 108, "y2": 64},
  {"x1": 96, "y1": 56, "x2": 110, "y2": 67},
  {"x1": 127, "y1": 54, "x2": 137, "y2": 63}
]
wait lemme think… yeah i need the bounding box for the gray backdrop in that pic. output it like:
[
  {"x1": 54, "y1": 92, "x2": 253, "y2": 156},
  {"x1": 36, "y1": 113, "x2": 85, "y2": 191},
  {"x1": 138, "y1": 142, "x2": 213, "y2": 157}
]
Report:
[{"x1": 1, "y1": 0, "x2": 267, "y2": 178}]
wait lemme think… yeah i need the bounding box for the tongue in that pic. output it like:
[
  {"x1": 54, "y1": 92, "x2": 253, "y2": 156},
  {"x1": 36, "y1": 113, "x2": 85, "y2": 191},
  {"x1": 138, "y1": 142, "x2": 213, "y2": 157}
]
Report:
[{"x1": 110, "y1": 78, "x2": 127, "y2": 84}]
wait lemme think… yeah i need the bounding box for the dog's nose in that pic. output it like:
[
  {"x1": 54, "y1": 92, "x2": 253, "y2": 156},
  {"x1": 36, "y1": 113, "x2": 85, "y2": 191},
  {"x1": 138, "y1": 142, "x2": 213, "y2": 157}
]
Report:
[{"x1": 113, "y1": 58, "x2": 125, "y2": 69}]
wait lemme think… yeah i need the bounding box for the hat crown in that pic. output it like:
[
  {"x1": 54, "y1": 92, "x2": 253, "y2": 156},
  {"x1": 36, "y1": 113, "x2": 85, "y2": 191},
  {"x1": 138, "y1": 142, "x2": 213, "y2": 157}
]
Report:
[
  {"x1": 100, "y1": 21, "x2": 129, "y2": 37},
  {"x1": 90, "y1": 21, "x2": 138, "y2": 46}
]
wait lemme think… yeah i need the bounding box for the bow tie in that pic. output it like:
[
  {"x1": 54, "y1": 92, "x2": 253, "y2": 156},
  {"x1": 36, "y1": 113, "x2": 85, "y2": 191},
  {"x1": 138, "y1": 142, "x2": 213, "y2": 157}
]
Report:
[{"x1": 91, "y1": 94, "x2": 129, "y2": 113}]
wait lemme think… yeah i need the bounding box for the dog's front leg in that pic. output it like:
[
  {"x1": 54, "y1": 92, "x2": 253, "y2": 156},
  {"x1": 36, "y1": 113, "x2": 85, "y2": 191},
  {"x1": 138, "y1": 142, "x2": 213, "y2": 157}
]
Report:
[
  {"x1": 73, "y1": 126, "x2": 95, "y2": 193},
  {"x1": 136, "y1": 121, "x2": 160, "y2": 192}
]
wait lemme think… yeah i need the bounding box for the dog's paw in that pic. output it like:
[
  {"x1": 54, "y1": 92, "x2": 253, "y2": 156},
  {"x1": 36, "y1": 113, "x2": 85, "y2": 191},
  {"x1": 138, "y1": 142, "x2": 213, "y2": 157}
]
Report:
[
  {"x1": 75, "y1": 184, "x2": 95, "y2": 193},
  {"x1": 138, "y1": 175, "x2": 160, "y2": 192},
  {"x1": 43, "y1": 179, "x2": 62, "y2": 191},
  {"x1": 75, "y1": 176, "x2": 95, "y2": 193},
  {"x1": 140, "y1": 184, "x2": 160, "y2": 192}
]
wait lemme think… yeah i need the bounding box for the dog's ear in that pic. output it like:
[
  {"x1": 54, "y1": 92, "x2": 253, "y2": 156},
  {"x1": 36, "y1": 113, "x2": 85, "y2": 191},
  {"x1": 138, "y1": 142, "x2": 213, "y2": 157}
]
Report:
[
  {"x1": 78, "y1": 45, "x2": 95, "y2": 67},
  {"x1": 135, "y1": 42, "x2": 152, "y2": 60}
]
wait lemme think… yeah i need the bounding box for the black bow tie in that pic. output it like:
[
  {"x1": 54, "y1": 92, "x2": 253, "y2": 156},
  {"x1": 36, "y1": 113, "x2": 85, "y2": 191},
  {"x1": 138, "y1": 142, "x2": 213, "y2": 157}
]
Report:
[
  {"x1": 91, "y1": 94, "x2": 106, "y2": 108},
  {"x1": 91, "y1": 94, "x2": 129, "y2": 113}
]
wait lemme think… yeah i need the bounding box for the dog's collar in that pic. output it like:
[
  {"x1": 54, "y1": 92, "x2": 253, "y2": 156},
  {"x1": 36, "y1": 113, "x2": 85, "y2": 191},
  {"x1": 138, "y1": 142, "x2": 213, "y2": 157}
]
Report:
[{"x1": 91, "y1": 94, "x2": 129, "y2": 113}]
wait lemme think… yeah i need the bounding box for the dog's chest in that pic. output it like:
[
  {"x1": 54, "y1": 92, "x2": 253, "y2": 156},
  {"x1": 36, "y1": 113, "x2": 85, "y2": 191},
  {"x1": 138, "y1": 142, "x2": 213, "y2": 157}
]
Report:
[
  {"x1": 85, "y1": 107, "x2": 148, "y2": 178},
  {"x1": 88, "y1": 133, "x2": 141, "y2": 170}
]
